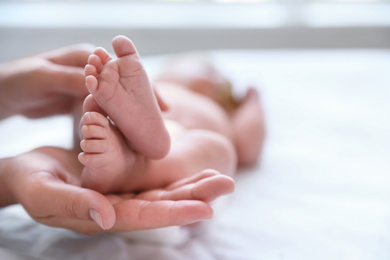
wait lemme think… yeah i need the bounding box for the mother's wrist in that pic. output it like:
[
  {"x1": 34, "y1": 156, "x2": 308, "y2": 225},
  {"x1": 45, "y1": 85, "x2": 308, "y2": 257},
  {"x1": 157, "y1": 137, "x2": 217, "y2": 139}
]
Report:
[{"x1": 0, "y1": 76, "x2": 14, "y2": 120}]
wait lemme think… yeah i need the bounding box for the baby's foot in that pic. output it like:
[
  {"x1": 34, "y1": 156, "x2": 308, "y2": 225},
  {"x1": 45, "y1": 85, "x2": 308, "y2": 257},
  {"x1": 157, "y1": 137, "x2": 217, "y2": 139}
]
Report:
[
  {"x1": 78, "y1": 97, "x2": 145, "y2": 193},
  {"x1": 84, "y1": 35, "x2": 170, "y2": 160}
]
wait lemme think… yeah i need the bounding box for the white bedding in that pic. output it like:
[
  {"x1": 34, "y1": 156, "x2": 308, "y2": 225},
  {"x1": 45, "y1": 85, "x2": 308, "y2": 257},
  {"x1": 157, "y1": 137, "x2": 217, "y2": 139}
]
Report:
[{"x1": 0, "y1": 50, "x2": 389, "y2": 260}]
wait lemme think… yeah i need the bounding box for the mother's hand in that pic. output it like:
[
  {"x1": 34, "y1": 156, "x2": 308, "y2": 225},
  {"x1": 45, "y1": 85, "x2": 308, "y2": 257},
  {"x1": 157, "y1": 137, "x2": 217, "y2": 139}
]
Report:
[
  {"x1": 0, "y1": 147, "x2": 234, "y2": 235},
  {"x1": 0, "y1": 44, "x2": 94, "y2": 119}
]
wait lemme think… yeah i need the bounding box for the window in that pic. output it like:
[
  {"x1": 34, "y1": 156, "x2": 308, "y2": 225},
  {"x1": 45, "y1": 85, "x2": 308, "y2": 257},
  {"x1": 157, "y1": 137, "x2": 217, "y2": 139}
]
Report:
[
  {"x1": 1, "y1": 0, "x2": 389, "y2": 28},
  {"x1": 0, "y1": 0, "x2": 388, "y2": 58}
]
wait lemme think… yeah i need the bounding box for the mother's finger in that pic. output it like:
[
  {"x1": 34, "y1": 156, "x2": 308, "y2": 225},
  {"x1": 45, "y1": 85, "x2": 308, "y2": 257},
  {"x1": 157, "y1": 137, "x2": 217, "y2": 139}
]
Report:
[
  {"x1": 38, "y1": 216, "x2": 104, "y2": 235},
  {"x1": 44, "y1": 44, "x2": 95, "y2": 67},
  {"x1": 166, "y1": 169, "x2": 221, "y2": 190},
  {"x1": 111, "y1": 199, "x2": 213, "y2": 232},
  {"x1": 45, "y1": 65, "x2": 89, "y2": 97},
  {"x1": 163, "y1": 175, "x2": 234, "y2": 202},
  {"x1": 136, "y1": 171, "x2": 235, "y2": 203},
  {"x1": 38, "y1": 199, "x2": 213, "y2": 234}
]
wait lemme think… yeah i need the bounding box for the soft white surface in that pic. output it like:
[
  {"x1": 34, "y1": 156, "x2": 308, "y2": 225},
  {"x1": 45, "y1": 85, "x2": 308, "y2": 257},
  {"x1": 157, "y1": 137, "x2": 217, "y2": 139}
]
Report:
[{"x1": 0, "y1": 50, "x2": 389, "y2": 260}]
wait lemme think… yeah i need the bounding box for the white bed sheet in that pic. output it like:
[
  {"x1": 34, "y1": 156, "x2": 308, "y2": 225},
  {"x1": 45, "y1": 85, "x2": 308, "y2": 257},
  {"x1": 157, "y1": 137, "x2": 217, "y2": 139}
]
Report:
[{"x1": 0, "y1": 50, "x2": 389, "y2": 260}]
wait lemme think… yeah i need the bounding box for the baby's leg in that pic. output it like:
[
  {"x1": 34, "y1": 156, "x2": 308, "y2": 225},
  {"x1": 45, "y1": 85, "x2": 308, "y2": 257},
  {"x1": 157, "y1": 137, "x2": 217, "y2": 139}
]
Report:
[
  {"x1": 84, "y1": 35, "x2": 170, "y2": 160},
  {"x1": 231, "y1": 88, "x2": 265, "y2": 167},
  {"x1": 78, "y1": 106, "x2": 235, "y2": 195},
  {"x1": 134, "y1": 121, "x2": 238, "y2": 191},
  {"x1": 78, "y1": 95, "x2": 145, "y2": 194}
]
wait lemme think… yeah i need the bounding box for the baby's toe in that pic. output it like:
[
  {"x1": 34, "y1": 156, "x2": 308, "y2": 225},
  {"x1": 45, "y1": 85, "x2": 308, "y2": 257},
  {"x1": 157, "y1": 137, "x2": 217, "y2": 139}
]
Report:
[
  {"x1": 81, "y1": 111, "x2": 110, "y2": 128},
  {"x1": 85, "y1": 64, "x2": 97, "y2": 77},
  {"x1": 78, "y1": 152, "x2": 108, "y2": 169},
  {"x1": 94, "y1": 47, "x2": 112, "y2": 64},
  {"x1": 80, "y1": 139, "x2": 109, "y2": 154},
  {"x1": 88, "y1": 54, "x2": 103, "y2": 73},
  {"x1": 81, "y1": 125, "x2": 107, "y2": 140},
  {"x1": 112, "y1": 35, "x2": 138, "y2": 58}
]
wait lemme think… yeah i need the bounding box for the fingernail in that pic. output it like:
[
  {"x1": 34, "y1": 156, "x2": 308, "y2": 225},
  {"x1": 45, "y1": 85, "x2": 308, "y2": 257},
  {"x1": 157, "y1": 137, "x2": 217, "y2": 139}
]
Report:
[{"x1": 89, "y1": 209, "x2": 105, "y2": 230}]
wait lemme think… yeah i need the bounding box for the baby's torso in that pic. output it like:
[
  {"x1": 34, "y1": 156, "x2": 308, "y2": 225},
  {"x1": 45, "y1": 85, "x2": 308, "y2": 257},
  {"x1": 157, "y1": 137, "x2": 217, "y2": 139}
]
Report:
[{"x1": 160, "y1": 85, "x2": 232, "y2": 140}]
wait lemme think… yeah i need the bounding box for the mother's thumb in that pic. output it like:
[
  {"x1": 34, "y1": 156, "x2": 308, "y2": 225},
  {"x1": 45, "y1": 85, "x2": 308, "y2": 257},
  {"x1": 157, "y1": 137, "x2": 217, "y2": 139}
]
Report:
[{"x1": 32, "y1": 181, "x2": 116, "y2": 230}]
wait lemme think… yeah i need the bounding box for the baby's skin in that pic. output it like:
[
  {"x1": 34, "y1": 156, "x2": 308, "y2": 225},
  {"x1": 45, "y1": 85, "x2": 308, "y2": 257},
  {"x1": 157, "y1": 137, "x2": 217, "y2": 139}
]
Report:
[{"x1": 78, "y1": 35, "x2": 264, "y2": 194}]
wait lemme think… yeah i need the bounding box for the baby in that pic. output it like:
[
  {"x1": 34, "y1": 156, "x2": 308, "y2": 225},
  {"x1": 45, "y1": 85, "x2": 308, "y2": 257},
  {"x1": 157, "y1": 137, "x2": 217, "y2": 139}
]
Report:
[{"x1": 76, "y1": 35, "x2": 264, "y2": 194}]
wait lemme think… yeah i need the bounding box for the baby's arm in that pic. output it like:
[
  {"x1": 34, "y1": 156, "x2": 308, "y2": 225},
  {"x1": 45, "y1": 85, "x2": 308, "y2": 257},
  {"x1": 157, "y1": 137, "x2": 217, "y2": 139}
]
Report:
[{"x1": 231, "y1": 88, "x2": 265, "y2": 167}]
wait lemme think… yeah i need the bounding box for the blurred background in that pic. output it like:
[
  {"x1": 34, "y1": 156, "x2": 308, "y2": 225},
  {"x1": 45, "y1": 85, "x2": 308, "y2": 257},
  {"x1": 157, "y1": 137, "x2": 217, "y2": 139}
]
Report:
[
  {"x1": 0, "y1": 0, "x2": 389, "y2": 61},
  {"x1": 0, "y1": 1, "x2": 390, "y2": 259}
]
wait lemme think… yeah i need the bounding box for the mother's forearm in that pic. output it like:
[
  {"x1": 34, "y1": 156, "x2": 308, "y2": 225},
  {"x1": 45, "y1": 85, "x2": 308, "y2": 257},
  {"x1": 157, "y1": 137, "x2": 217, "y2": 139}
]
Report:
[{"x1": 0, "y1": 157, "x2": 18, "y2": 207}]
